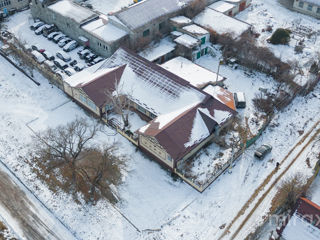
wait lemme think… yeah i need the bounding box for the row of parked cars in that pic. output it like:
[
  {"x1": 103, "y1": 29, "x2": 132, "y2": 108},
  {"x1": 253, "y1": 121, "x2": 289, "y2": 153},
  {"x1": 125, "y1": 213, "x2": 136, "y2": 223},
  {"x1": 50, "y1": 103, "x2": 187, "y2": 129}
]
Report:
[{"x1": 29, "y1": 19, "x2": 104, "y2": 77}]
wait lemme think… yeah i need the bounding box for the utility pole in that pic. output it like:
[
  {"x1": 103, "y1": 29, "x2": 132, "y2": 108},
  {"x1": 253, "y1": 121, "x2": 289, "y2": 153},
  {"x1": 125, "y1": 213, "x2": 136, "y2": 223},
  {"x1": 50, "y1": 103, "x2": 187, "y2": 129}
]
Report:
[{"x1": 216, "y1": 58, "x2": 223, "y2": 83}]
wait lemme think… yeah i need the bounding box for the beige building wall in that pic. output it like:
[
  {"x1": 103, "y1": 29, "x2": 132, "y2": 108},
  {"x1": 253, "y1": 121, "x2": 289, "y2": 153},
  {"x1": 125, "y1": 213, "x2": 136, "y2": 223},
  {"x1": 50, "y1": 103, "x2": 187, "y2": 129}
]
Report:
[
  {"x1": 0, "y1": 0, "x2": 29, "y2": 12},
  {"x1": 139, "y1": 135, "x2": 173, "y2": 168},
  {"x1": 293, "y1": 0, "x2": 320, "y2": 18}
]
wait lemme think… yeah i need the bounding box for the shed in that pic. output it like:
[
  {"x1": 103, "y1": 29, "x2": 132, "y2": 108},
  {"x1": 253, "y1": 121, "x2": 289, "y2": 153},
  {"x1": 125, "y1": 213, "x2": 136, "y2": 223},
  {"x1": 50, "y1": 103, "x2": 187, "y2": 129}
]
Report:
[{"x1": 208, "y1": 1, "x2": 236, "y2": 16}]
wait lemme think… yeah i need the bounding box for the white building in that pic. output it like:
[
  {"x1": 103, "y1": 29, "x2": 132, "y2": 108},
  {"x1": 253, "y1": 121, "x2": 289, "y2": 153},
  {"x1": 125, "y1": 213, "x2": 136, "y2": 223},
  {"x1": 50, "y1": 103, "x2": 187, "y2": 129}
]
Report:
[{"x1": 293, "y1": 0, "x2": 320, "y2": 18}]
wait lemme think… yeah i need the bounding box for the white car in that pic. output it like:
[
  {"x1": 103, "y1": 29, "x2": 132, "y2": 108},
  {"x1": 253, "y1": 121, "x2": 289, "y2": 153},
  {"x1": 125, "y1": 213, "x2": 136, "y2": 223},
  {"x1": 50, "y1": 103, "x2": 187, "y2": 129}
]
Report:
[
  {"x1": 56, "y1": 51, "x2": 71, "y2": 62},
  {"x1": 63, "y1": 40, "x2": 78, "y2": 52},
  {"x1": 31, "y1": 50, "x2": 46, "y2": 63}
]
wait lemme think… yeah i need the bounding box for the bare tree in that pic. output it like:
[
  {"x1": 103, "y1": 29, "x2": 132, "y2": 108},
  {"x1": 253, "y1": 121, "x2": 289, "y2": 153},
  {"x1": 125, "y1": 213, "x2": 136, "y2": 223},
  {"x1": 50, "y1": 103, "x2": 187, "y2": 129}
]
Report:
[
  {"x1": 105, "y1": 78, "x2": 132, "y2": 128},
  {"x1": 185, "y1": 0, "x2": 207, "y2": 18},
  {"x1": 30, "y1": 118, "x2": 125, "y2": 203}
]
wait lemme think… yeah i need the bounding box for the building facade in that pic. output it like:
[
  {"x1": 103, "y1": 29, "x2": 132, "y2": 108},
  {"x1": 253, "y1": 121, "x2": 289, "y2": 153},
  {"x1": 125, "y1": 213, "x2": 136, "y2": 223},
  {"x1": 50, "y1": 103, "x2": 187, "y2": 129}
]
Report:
[
  {"x1": 0, "y1": 0, "x2": 29, "y2": 15},
  {"x1": 293, "y1": 0, "x2": 320, "y2": 18}
]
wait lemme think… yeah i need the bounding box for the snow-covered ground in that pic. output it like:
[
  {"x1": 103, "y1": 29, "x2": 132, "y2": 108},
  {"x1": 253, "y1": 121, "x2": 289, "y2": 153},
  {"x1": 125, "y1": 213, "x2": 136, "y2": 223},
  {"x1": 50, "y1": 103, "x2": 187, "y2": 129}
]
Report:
[{"x1": 236, "y1": 0, "x2": 320, "y2": 86}]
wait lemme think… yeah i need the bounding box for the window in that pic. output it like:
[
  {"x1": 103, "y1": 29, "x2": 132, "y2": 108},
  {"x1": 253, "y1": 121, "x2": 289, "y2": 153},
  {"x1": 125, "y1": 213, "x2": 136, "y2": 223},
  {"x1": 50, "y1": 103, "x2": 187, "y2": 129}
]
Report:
[
  {"x1": 79, "y1": 95, "x2": 87, "y2": 104},
  {"x1": 317, "y1": 7, "x2": 320, "y2": 13},
  {"x1": 307, "y1": 4, "x2": 313, "y2": 11},
  {"x1": 159, "y1": 21, "x2": 165, "y2": 31},
  {"x1": 150, "y1": 112, "x2": 157, "y2": 119},
  {"x1": 298, "y1": 1, "x2": 304, "y2": 8},
  {"x1": 143, "y1": 29, "x2": 150, "y2": 37},
  {"x1": 201, "y1": 36, "x2": 206, "y2": 44},
  {"x1": 87, "y1": 99, "x2": 96, "y2": 110},
  {"x1": 105, "y1": 104, "x2": 113, "y2": 112},
  {"x1": 0, "y1": 0, "x2": 11, "y2": 7},
  {"x1": 137, "y1": 105, "x2": 146, "y2": 114},
  {"x1": 167, "y1": 155, "x2": 172, "y2": 161}
]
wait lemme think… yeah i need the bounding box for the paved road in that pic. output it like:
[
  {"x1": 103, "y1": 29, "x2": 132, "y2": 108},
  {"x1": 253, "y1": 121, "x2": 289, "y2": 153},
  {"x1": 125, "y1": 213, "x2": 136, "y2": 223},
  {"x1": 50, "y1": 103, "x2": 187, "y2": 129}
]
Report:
[{"x1": 0, "y1": 164, "x2": 76, "y2": 240}]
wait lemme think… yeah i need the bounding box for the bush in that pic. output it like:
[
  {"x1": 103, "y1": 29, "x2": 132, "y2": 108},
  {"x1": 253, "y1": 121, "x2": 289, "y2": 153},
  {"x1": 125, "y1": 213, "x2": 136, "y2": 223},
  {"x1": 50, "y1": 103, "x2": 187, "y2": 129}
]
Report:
[{"x1": 269, "y1": 28, "x2": 291, "y2": 45}]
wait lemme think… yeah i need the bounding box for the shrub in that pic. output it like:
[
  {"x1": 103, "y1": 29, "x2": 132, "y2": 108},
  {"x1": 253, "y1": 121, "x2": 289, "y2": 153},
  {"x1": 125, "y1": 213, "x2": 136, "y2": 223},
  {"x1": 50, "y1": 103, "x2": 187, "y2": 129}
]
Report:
[{"x1": 269, "y1": 28, "x2": 291, "y2": 45}]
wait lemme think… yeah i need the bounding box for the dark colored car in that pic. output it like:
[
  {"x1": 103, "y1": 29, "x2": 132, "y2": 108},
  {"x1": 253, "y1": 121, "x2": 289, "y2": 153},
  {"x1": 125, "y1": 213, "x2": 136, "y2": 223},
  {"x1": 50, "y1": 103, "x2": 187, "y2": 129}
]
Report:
[
  {"x1": 69, "y1": 59, "x2": 77, "y2": 67},
  {"x1": 254, "y1": 144, "x2": 272, "y2": 159}
]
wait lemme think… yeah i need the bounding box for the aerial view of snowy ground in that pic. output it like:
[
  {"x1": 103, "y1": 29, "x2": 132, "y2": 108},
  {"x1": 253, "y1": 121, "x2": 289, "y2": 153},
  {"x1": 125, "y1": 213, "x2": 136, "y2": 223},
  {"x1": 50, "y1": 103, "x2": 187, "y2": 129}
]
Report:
[{"x1": 0, "y1": 0, "x2": 320, "y2": 239}]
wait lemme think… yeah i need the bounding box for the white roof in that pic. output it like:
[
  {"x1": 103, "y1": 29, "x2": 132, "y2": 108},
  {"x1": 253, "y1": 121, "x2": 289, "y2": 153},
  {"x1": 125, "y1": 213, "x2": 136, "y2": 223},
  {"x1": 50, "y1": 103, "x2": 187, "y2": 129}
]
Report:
[
  {"x1": 64, "y1": 61, "x2": 111, "y2": 87},
  {"x1": 170, "y1": 15, "x2": 192, "y2": 25},
  {"x1": 161, "y1": 57, "x2": 224, "y2": 88},
  {"x1": 208, "y1": 1, "x2": 235, "y2": 13},
  {"x1": 282, "y1": 213, "x2": 320, "y2": 240},
  {"x1": 82, "y1": 17, "x2": 128, "y2": 43},
  {"x1": 100, "y1": 48, "x2": 206, "y2": 116},
  {"x1": 194, "y1": 8, "x2": 251, "y2": 37},
  {"x1": 49, "y1": 0, "x2": 97, "y2": 24},
  {"x1": 115, "y1": 0, "x2": 192, "y2": 30},
  {"x1": 139, "y1": 38, "x2": 176, "y2": 62},
  {"x1": 174, "y1": 34, "x2": 199, "y2": 48},
  {"x1": 182, "y1": 24, "x2": 209, "y2": 36}
]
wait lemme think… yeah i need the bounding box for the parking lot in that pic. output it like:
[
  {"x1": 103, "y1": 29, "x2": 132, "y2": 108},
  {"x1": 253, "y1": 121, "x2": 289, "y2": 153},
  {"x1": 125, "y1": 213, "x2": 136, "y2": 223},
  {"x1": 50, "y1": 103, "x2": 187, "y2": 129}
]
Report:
[{"x1": 4, "y1": 10, "x2": 104, "y2": 79}]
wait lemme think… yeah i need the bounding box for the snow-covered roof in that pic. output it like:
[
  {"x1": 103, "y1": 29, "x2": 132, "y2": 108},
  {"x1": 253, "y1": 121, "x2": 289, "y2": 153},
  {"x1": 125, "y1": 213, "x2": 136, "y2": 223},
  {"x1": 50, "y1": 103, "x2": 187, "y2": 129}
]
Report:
[
  {"x1": 225, "y1": 0, "x2": 242, "y2": 3},
  {"x1": 82, "y1": 16, "x2": 128, "y2": 43},
  {"x1": 182, "y1": 24, "x2": 209, "y2": 36},
  {"x1": 194, "y1": 7, "x2": 251, "y2": 37},
  {"x1": 174, "y1": 34, "x2": 200, "y2": 48},
  {"x1": 139, "y1": 38, "x2": 176, "y2": 62},
  {"x1": 281, "y1": 198, "x2": 320, "y2": 240},
  {"x1": 208, "y1": 1, "x2": 236, "y2": 13},
  {"x1": 99, "y1": 47, "x2": 206, "y2": 116},
  {"x1": 282, "y1": 213, "x2": 320, "y2": 240},
  {"x1": 161, "y1": 57, "x2": 225, "y2": 88},
  {"x1": 170, "y1": 15, "x2": 192, "y2": 25},
  {"x1": 48, "y1": 0, "x2": 97, "y2": 24},
  {"x1": 64, "y1": 61, "x2": 110, "y2": 87},
  {"x1": 114, "y1": 0, "x2": 192, "y2": 30}
]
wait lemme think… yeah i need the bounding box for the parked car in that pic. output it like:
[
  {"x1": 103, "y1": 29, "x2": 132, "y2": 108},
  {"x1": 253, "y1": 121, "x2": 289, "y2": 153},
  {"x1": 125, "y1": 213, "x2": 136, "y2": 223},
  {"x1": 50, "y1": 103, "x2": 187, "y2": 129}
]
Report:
[
  {"x1": 35, "y1": 24, "x2": 49, "y2": 35},
  {"x1": 43, "y1": 24, "x2": 56, "y2": 37},
  {"x1": 234, "y1": 92, "x2": 246, "y2": 108},
  {"x1": 54, "y1": 59, "x2": 68, "y2": 70},
  {"x1": 254, "y1": 144, "x2": 272, "y2": 159},
  {"x1": 85, "y1": 53, "x2": 97, "y2": 62},
  {"x1": 64, "y1": 67, "x2": 76, "y2": 76},
  {"x1": 30, "y1": 21, "x2": 44, "y2": 30},
  {"x1": 56, "y1": 51, "x2": 71, "y2": 62},
  {"x1": 53, "y1": 33, "x2": 66, "y2": 43},
  {"x1": 31, "y1": 44, "x2": 45, "y2": 53},
  {"x1": 79, "y1": 49, "x2": 91, "y2": 59},
  {"x1": 31, "y1": 50, "x2": 46, "y2": 63},
  {"x1": 74, "y1": 63, "x2": 85, "y2": 72},
  {"x1": 92, "y1": 56, "x2": 104, "y2": 64},
  {"x1": 42, "y1": 51, "x2": 55, "y2": 61},
  {"x1": 58, "y1": 37, "x2": 72, "y2": 48},
  {"x1": 69, "y1": 59, "x2": 77, "y2": 67},
  {"x1": 63, "y1": 40, "x2": 78, "y2": 52},
  {"x1": 77, "y1": 46, "x2": 87, "y2": 55},
  {"x1": 43, "y1": 60, "x2": 57, "y2": 71},
  {"x1": 47, "y1": 31, "x2": 60, "y2": 40}
]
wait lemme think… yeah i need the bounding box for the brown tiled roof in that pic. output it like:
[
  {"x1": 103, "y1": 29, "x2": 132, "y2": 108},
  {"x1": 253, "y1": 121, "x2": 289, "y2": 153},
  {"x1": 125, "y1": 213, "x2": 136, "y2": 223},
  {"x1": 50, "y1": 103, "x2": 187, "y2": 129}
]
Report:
[
  {"x1": 296, "y1": 197, "x2": 320, "y2": 229},
  {"x1": 80, "y1": 65, "x2": 126, "y2": 107},
  {"x1": 139, "y1": 97, "x2": 236, "y2": 162}
]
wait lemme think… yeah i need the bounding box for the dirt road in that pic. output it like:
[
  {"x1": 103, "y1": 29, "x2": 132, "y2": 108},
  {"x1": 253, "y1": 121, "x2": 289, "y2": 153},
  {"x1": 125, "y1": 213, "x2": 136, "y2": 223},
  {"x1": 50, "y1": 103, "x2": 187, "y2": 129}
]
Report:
[{"x1": 0, "y1": 164, "x2": 76, "y2": 240}]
